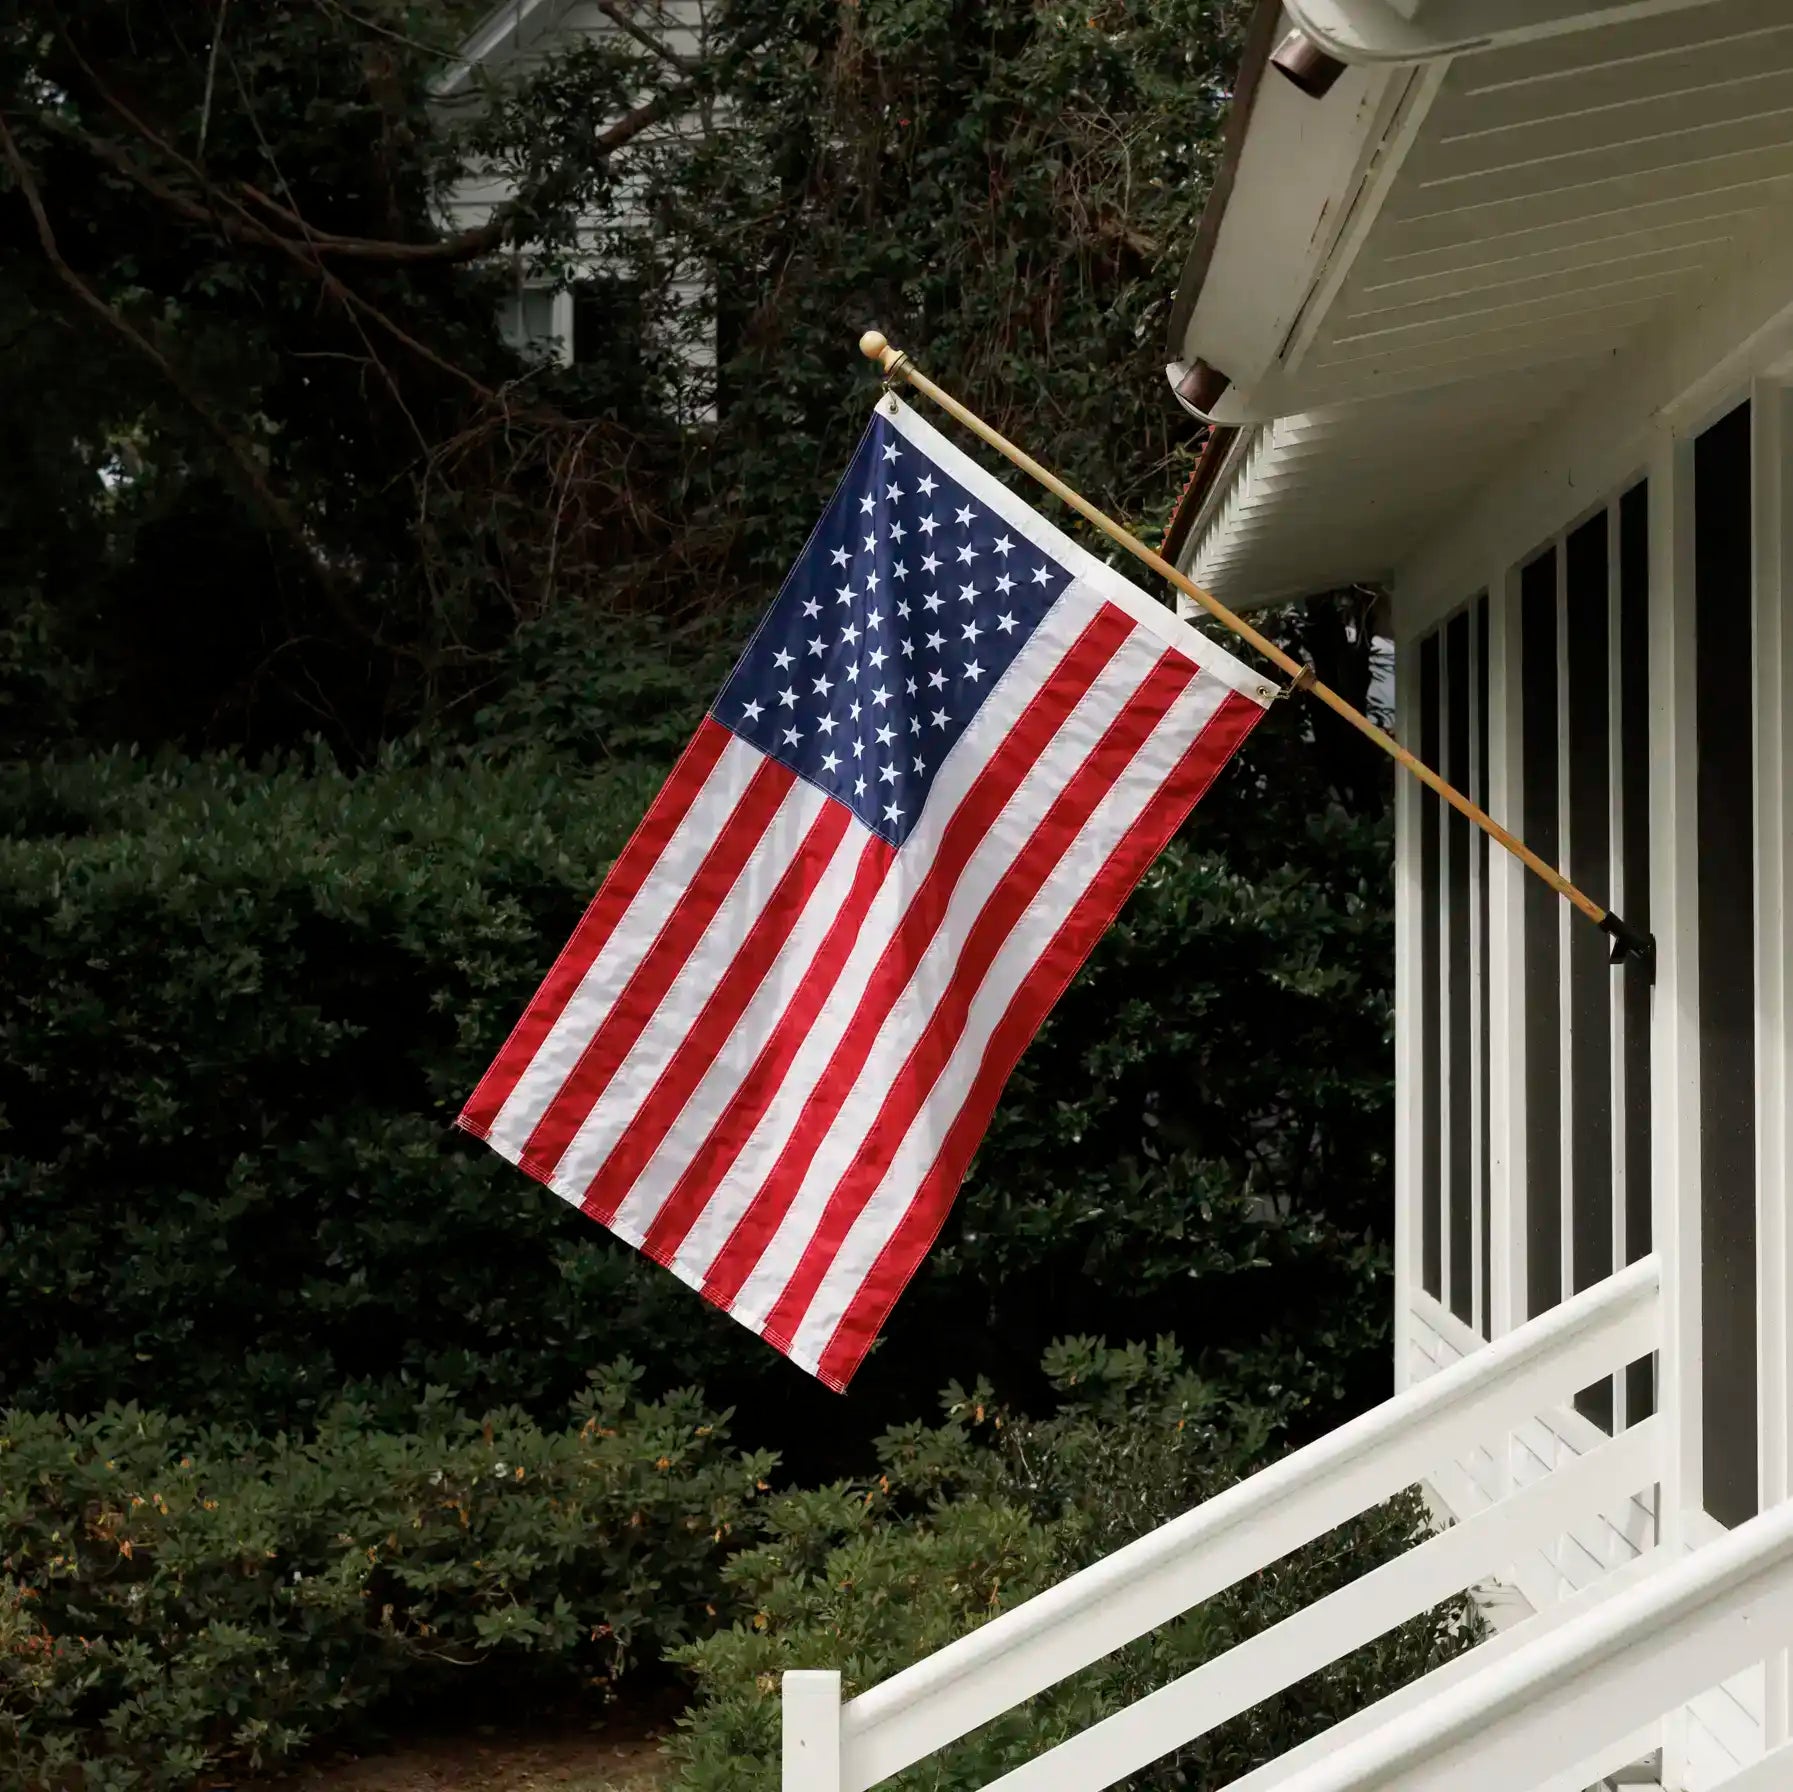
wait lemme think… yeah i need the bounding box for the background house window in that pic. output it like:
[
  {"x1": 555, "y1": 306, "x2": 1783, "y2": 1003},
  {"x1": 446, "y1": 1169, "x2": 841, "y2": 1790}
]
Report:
[{"x1": 497, "y1": 284, "x2": 567, "y2": 363}]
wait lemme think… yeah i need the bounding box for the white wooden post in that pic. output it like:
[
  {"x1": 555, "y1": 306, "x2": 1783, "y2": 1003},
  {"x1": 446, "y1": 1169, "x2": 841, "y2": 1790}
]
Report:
[
  {"x1": 1751, "y1": 376, "x2": 1793, "y2": 1758},
  {"x1": 1394, "y1": 623, "x2": 1421, "y2": 1393},
  {"x1": 784, "y1": 1670, "x2": 843, "y2": 1792},
  {"x1": 1650, "y1": 427, "x2": 1703, "y2": 1790},
  {"x1": 1487, "y1": 559, "x2": 1524, "y2": 1353}
]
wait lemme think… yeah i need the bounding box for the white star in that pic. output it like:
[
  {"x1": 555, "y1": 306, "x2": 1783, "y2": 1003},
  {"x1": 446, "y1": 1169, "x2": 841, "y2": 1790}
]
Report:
[
  {"x1": 855, "y1": 776, "x2": 867, "y2": 797},
  {"x1": 995, "y1": 573, "x2": 1015, "y2": 596},
  {"x1": 885, "y1": 484, "x2": 903, "y2": 502},
  {"x1": 931, "y1": 708, "x2": 949, "y2": 730},
  {"x1": 876, "y1": 723, "x2": 895, "y2": 746},
  {"x1": 918, "y1": 514, "x2": 938, "y2": 537},
  {"x1": 956, "y1": 544, "x2": 978, "y2": 565},
  {"x1": 889, "y1": 521, "x2": 907, "y2": 544},
  {"x1": 909, "y1": 715, "x2": 921, "y2": 735},
  {"x1": 896, "y1": 598, "x2": 911, "y2": 619},
  {"x1": 852, "y1": 738, "x2": 864, "y2": 759},
  {"x1": 927, "y1": 668, "x2": 946, "y2": 690},
  {"x1": 849, "y1": 699, "x2": 862, "y2": 721},
  {"x1": 955, "y1": 504, "x2": 974, "y2": 527},
  {"x1": 882, "y1": 440, "x2": 900, "y2": 463},
  {"x1": 905, "y1": 675, "x2": 917, "y2": 696},
  {"x1": 900, "y1": 637, "x2": 914, "y2": 658},
  {"x1": 883, "y1": 800, "x2": 903, "y2": 826},
  {"x1": 846, "y1": 661, "x2": 860, "y2": 682},
  {"x1": 963, "y1": 659, "x2": 984, "y2": 683},
  {"x1": 893, "y1": 562, "x2": 909, "y2": 584},
  {"x1": 865, "y1": 569, "x2": 879, "y2": 592},
  {"x1": 993, "y1": 534, "x2": 1014, "y2": 558},
  {"x1": 925, "y1": 630, "x2": 945, "y2": 652},
  {"x1": 837, "y1": 583, "x2": 855, "y2": 605},
  {"x1": 868, "y1": 646, "x2": 888, "y2": 670},
  {"x1": 821, "y1": 750, "x2": 841, "y2": 773},
  {"x1": 859, "y1": 493, "x2": 876, "y2": 514},
  {"x1": 1031, "y1": 564, "x2": 1052, "y2": 586},
  {"x1": 879, "y1": 762, "x2": 897, "y2": 786},
  {"x1": 779, "y1": 686, "x2": 797, "y2": 709},
  {"x1": 817, "y1": 713, "x2": 837, "y2": 735},
  {"x1": 920, "y1": 552, "x2": 941, "y2": 575},
  {"x1": 831, "y1": 546, "x2": 851, "y2": 568},
  {"x1": 923, "y1": 592, "x2": 944, "y2": 614},
  {"x1": 863, "y1": 532, "x2": 877, "y2": 553},
  {"x1": 916, "y1": 473, "x2": 937, "y2": 496},
  {"x1": 962, "y1": 620, "x2": 982, "y2": 643},
  {"x1": 741, "y1": 699, "x2": 763, "y2": 723},
  {"x1": 912, "y1": 754, "x2": 926, "y2": 774},
  {"x1": 872, "y1": 685, "x2": 891, "y2": 707},
  {"x1": 866, "y1": 607, "x2": 882, "y2": 631},
  {"x1": 958, "y1": 582, "x2": 978, "y2": 604},
  {"x1": 773, "y1": 647, "x2": 794, "y2": 671},
  {"x1": 841, "y1": 621, "x2": 861, "y2": 645},
  {"x1": 997, "y1": 612, "x2": 1018, "y2": 634},
  {"x1": 813, "y1": 673, "x2": 833, "y2": 696},
  {"x1": 783, "y1": 725, "x2": 802, "y2": 746},
  {"x1": 808, "y1": 635, "x2": 826, "y2": 658}
]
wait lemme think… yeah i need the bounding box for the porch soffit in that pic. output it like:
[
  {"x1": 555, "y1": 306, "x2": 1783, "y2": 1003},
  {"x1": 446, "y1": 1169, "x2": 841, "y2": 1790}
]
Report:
[{"x1": 1173, "y1": 0, "x2": 1793, "y2": 610}]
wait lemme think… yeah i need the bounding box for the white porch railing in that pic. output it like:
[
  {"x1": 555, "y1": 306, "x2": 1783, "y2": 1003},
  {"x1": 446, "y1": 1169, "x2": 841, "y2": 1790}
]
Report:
[{"x1": 783, "y1": 1254, "x2": 1666, "y2": 1792}]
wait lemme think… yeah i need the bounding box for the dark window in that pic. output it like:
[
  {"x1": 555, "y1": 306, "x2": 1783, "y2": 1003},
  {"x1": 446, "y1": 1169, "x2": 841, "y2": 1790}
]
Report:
[
  {"x1": 1566, "y1": 516, "x2": 1614, "y2": 1429},
  {"x1": 1694, "y1": 401, "x2": 1757, "y2": 1527},
  {"x1": 1420, "y1": 633, "x2": 1443, "y2": 1304},
  {"x1": 1476, "y1": 596, "x2": 1493, "y2": 1336},
  {"x1": 1521, "y1": 548, "x2": 1562, "y2": 1318},
  {"x1": 1619, "y1": 481, "x2": 1655, "y2": 1423},
  {"x1": 1447, "y1": 613, "x2": 1474, "y2": 1325}
]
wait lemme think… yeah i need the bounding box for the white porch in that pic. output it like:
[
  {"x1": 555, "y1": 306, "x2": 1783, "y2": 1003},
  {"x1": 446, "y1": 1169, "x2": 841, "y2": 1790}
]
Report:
[{"x1": 784, "y1": 3, "x2": 1793, "y2": 1789}]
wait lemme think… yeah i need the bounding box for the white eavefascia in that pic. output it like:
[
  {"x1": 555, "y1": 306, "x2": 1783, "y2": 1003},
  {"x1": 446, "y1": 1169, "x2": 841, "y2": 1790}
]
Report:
[{"x1": 1168, "y1": 57, "x2": 1419, "y2": 427}]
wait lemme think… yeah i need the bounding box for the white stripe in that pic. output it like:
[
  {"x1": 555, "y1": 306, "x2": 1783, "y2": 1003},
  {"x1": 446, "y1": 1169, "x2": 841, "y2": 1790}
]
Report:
[
  {"x1": 787, "y1": 670, "x2": 1233, "y2": 1370},
  {"x1": 603, "y1": 813, "x2": 870, "y2": 1244},
  {"x1": 664, "y1": 586, "x2": 1116, "y2": 1285},
  {"x1": 545, "y1": 776, "x2": 828, "y2": 1202},
  {"x1": 879, "y1": 395, "x2": 1277, "y2": 709},
  {"x1": 486, "y1": 734, "x2": 762, "y2": 1158},
  {"x1": 723, "y1": 626, "x2": 1166, "y2": 1330}
]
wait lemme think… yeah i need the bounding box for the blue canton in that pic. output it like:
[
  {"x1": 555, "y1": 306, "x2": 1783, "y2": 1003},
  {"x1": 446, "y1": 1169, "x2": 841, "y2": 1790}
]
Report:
[{"x1": 715, "y1": 412, "x2": 1073, "y2": 846}]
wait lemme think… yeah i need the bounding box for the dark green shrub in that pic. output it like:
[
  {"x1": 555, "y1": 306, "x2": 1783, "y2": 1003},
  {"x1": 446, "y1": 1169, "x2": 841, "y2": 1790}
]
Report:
[
  {"x1": 0, "y1": 1365, "x2": 772, "y2": 1790},
  {"x1": 669, "y1": 1339, "x2": 1479, "y2": 1792}
]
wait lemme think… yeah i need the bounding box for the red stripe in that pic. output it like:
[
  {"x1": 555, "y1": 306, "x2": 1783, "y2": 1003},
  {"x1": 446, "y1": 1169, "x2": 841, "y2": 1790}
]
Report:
[
  {"x1": 814, "y1": 684, "x2": 1265, "y2": 1390},
  {"x1": 700, "y1": 605, "x2": 1137, "y2": 1311},
  {"x1": 519, "y1": 755, "x2": 797, "y2": 1180},
  {"x1": 758, "y1": 647, "x2": 1198, "y2": 1349},
  {"x1": 580, "y1": 800, "x2": 854, "y2": 1227},
  {"x1": 640, "y1": 831, "x2": 895, "y2": 1263},
  {"x1": 459, "y1": 719, "x2": 732, "y2": 1140}
]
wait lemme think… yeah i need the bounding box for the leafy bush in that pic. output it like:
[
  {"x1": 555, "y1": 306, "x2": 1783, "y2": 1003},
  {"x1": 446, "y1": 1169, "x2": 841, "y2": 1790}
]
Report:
[
  {"x1": 669, "y1": 1340, "x2": 1479, "y2": 1792},
  {"x1": 0, "y1": 701, "x2": 1393, "y2": 1463},
  {"x1": 0, "y1": 1364, "x2": 771, "y2": 1790}
]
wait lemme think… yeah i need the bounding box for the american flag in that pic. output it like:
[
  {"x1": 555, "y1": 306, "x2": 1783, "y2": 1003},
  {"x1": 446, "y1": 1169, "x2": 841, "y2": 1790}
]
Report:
[{"x1": 460, "y1": 394, "x2": 1272, "y2": 1389}]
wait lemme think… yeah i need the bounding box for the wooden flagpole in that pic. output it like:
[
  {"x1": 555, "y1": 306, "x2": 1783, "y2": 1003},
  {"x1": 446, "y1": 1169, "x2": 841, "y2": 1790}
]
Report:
[{"x1": 859, "y1": 329, "x2": 1655, "y2": 970}]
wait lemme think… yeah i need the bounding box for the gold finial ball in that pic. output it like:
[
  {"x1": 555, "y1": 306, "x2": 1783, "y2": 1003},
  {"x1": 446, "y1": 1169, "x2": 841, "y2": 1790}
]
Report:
[{"x1": 859, "y1": 329, "x2": 889, "y2": 363}]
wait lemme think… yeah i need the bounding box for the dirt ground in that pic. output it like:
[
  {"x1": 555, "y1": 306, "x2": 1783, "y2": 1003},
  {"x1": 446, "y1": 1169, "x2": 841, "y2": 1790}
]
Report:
[{"x1": 263, "y1": 1719, "x2": 672, "y2": 1792}]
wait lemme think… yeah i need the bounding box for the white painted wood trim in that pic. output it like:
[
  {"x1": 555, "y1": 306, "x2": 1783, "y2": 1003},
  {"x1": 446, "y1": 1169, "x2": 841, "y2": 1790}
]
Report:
[
  {"x1": 1440, "y1": 623, "x2": 1457, "y2": 1323},
  {"x1": 1752, "y1": 375, "x2": 1793, "y2": 1758},
  {"x1": 784, "y1": 1670, "x2": 843, "y2": 1792},
  {"x1": 1258, "y1": 1499, "x2": 1793, "y2": 1792},
  {"x1": 1396, "y1": 632, "x2": 1423, "y2": 1389},
  {"x1": 1557, "y1": 535, "x2": 1577, "y2": 1321},
  {"x1": 1470, "y1": 598, "x2": 1488, "y2": 1340},
  {"x1": 976, "y1": 1420, "x2": 1662, "y2": 1792},
  {"x1": 1649, "y1": 426, "x2": 1703, "y2": 1790},
  {"x1": 1710, "y1": 1738, "x2": 1793, "y2": 1792},
  {"x1": 1609, "y1": 498, "x2": 1633, "y2": 1434},
  {"x1": 840, "y1": 1260, "x2": 1661, "y2": 1792},
  {"x1": 1489, "y1": 561, "x2": 1526, "y2": 1347}
]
